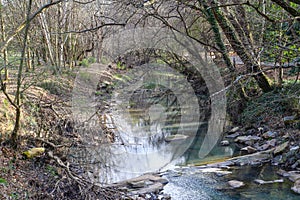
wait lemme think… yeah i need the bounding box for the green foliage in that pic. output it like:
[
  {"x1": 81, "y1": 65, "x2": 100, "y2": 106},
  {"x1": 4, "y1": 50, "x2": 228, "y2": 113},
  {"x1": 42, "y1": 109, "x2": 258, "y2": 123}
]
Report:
[
  {"x1": 46, "y1": 165, "x2": 58, "y2": 176},
  {"x1": 100, "y1": 57, "x2": 109, "y2": 64},
  {"x1": 88, "y1": 57, "x2": 96, "y2": 64},
  {"x1": 9, "y1": 192, "x2": 18, "y2": 199},
  {"x1": 95, "y1": 91, "x2": 103, "y2": 95},
  {"x1": 144, "y1": 82, "x2": 157, "y2": 90},
  {"x1": 79, "y1": 59, "x2": 89, "y2": 67},
  {"x1": 0, "y1": 178, "x2": 7, "y2": 185},
  {"x1": 38, "y1": 81, "x2": 62, "y2": 95},
  {"x1": 116, "y1": 61, "x2": 126, "y2": 70},
  {"x1": 259, "y1": 2, "x2": 299, "y2": 64},
  {"x1": 79, "y1": 57, "x2": 96, "y2": 67}
]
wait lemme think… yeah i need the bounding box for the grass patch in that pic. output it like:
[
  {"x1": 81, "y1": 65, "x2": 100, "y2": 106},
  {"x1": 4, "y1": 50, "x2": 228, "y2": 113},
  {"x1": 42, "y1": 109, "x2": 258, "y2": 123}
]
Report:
[
  {"x1": 37, "y1": 81, "x2": 64, "y2": 95},
  {"x1": 79, "y1": 56, "x2": 96, "y2": 67}
]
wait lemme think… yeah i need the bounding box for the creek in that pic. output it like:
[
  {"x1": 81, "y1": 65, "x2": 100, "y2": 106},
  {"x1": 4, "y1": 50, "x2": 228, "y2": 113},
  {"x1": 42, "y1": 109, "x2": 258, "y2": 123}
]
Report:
[{"x1": 70, "y1": 67, "x2": 299, "y2": 199}]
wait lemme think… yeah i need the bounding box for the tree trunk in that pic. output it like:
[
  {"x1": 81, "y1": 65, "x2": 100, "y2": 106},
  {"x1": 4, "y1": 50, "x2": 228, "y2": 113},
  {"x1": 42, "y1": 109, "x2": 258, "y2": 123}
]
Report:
[
  {"x1": 0, "y1": 2, "x2": 8, "y2": 93},
  {"x1": 208, "y1": 0, "x2": 273, "y2": 92},
  {"x1": 11, "y1": 0, "x2": 32, "y2": 146},
  {"x1": 271, "y1": 0, "x2": 300, "y2": 17},
  {"x1": 201, "y1": 1, "x2": 235, "y2": 73},
  {"x1": 39, "y1": 12, "x2": 56, "y2": 68}
]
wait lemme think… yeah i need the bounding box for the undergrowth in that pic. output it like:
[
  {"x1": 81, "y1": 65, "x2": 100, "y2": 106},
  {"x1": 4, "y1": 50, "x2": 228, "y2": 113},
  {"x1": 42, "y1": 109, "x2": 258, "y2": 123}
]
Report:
[{"x1": 241, "y1": 82, "x2": 300, "y2": 125}]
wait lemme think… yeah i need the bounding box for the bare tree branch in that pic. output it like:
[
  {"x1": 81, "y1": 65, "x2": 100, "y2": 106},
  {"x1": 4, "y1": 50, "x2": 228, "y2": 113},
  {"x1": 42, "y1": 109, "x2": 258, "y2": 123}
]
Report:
[
  {"x1": 58, "y1": 23, "x2": 126, "y2": 34},
  {"x1": 0, "y1": 0, "x2": 63, "y2": 53}
]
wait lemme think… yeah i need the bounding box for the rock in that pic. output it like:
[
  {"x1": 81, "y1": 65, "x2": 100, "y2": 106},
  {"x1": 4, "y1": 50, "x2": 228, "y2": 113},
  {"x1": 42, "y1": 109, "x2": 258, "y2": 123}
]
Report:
[
  {"x1": 199, "y1": 168, "x2": 223, "y2": 173},
  {"x1": 291, "y1": 180, "x2": 300, "y2": 194},
  {"x1": 272, "y1": 155, "x2": 283, "y2": 165},
  {"x1": 133, "y1": 182, "x2": 164, "y2": 195},
  {"x1": 149, "y1": 176, "x2": 168, "y2": 185},
  {"x1": 241, "y1": 146, "x2": 257, "y2": 154},
  {"x1": 226, "y1": 132, "x2": 240, "y2": 139},
  {"x1": 254, "y1": 179, "x2": 284, "y2": 184},
  {"x1": 165, "y1": 134, "x2": 188, "y2": 142},
  {"x1": 158, "y1": 194, "x2": 171, "y2": 200},
  {"x1": 228, "y1": 180, "x2": 245, "y2": 188},
  {"x1": 199, "y1": 167, "x2": 232, "y2": 176},
  {"x1": 228, "y1": 127, "x2": 239, "y2": 133},
  {"x1": 257, "y1": 139, "x2": 276, "y2": 151},
  {"x1": 229, "y1": 149, "x2": 273, "y2": 166},
  {"x1": 268, "y1": 139, "x2": 277, "y2": 147},
  {"x1": 215, "y1": 171, "x2": 232, "y2": 177},
  {"x1": 246, "y1": 129, "x2": 256, "y2": 135},
  {"x1": 283, "y1": 116, "x2": 296, "y2": 125},
  {"x1": 292, "y1": 160, "x2": 300, "y2": 169},
  {"x1": 257, "y1": 127, "x2": 264, "y2": 134},
  {"x1": 289, "y1": 173, "x2": 300, "y2": 182},
  {"x1": 262, "y1": 131, "x2": 277, "y2": 139},
  {"x1": 128, "y1": 180, "x2": 146, "y2": 188},
  {"x1": 290, "y1": 146, "x2": 300, "y2": 151},
  {"x1": 277, "y1": 169, "x2": 290, "y2": 177},
  {"x1": 274, "y1": 141, "x2": 289, "y2": 155},
  {"x1": 257, "y1": 143, "x2": 270, "y2": 151},
  {"x1": 283, "y1": 133, "x2": 290, "y2": 139},
  {"x1": 234, "y1": 136, "x2": 261, "y2": 144},
  {"x1": 277, "y1": 170, "x2": 300, "y2": 182},
  {"x1": 220, "y1": 140, "x2": 230, "y2": 146}
]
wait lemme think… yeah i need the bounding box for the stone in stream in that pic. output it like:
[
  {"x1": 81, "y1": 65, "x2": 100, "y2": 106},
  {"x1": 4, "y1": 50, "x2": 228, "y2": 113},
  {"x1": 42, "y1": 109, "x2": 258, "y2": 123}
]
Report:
[
  {"x1": 225, "y1": 132, "x2": 240, "y2": 139},
  {"x1": 230, "y1": 149, "x2": 273, "y2": 166},
  {"x1": 277, "y1": 169, "x2": 300, "y2": 182},
  {"x1": 292, "y1": 180, "x2": 300, "y2": 194},
  {"x1": 111, "y1": 173, "x2": 169, "y2": 198},
  {"x1": 228, "y1": 127, "x2": 239, "y2": 133},
  {"x1": 254, "y1": 179, "x2": 284, "y2": 185},
  {"x1": 228, "y1": 180, "x2": 245, "y2": 188},
  {"x1": 234, "y1": 135, "x2": 261, "y2": 145},
  {"x1": 290, "y1": 146, "x2": 300, "y2": 151},
  {"x1": 198, "y1": 167, "x2": 232, "y2": 176},
  {"x1": 241, "y1": 146, "x2": 257, "y2": 154},
  {"x1": 289, "y1": 173, "x2": 300, "y2": 182},
  {"x1": 220, "y1": 140, "x2": 230, "y2": 146},
  {"x1": 128, "y1": 180, "x2": 146, "y2": 188},
  {"x1": 165, "y1": 134, "x2": 188, "y2": 142}
]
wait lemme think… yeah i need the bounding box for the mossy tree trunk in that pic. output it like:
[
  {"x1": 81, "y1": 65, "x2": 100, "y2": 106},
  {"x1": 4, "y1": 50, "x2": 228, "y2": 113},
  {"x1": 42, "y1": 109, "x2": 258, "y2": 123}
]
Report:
[{"x1": 201, "y1": 0, "x2": 273, "y2": 92}]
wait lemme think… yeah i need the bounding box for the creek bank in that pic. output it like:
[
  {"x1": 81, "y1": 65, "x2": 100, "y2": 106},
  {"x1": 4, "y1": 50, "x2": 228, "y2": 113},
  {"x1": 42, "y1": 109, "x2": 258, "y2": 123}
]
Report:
[{"x1": 216, "y1": 125, "x2": 300, "y2": 195}]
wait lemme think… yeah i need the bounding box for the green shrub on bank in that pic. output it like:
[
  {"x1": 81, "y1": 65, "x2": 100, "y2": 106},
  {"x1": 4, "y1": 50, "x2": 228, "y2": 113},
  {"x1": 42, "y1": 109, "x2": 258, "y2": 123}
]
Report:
[
  {"x1": 79, "y1": 57, "x2": 96, "y2": 67},
  {"x1": 240, "y1": 82, "x2": 300, "y2": 125}
]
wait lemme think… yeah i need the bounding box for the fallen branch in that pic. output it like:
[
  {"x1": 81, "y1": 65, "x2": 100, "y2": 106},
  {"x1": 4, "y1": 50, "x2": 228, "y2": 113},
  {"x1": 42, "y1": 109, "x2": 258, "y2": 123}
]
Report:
[
  {"x1": 35, "y1": 138, "x2": 71, "y2": 149},
  {"x1": 47, "y1": 151, "x2": 86, "y2": 186}
]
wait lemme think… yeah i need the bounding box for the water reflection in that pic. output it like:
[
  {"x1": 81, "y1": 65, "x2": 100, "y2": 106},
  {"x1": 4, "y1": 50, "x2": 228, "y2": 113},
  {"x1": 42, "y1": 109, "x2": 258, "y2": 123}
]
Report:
[{"x1": 70, "y1": 66, "x2": 222, "y2": 184}]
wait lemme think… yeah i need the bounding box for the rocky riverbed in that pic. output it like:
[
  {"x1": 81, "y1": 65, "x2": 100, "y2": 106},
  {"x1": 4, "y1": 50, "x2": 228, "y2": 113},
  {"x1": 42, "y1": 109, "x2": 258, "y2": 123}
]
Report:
[{"x1": 113, "y1": 123, "x2": 300, "y2": 199}]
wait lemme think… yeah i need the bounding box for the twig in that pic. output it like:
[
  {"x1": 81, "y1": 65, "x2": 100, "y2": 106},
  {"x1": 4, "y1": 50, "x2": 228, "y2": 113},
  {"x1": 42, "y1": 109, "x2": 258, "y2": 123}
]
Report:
[
  {"x1": 35, "y1": 138, "x2": 70, "y2": 148},
  {"x1": 47, "y1": 151, "x2": 86, "y2": 186}
]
